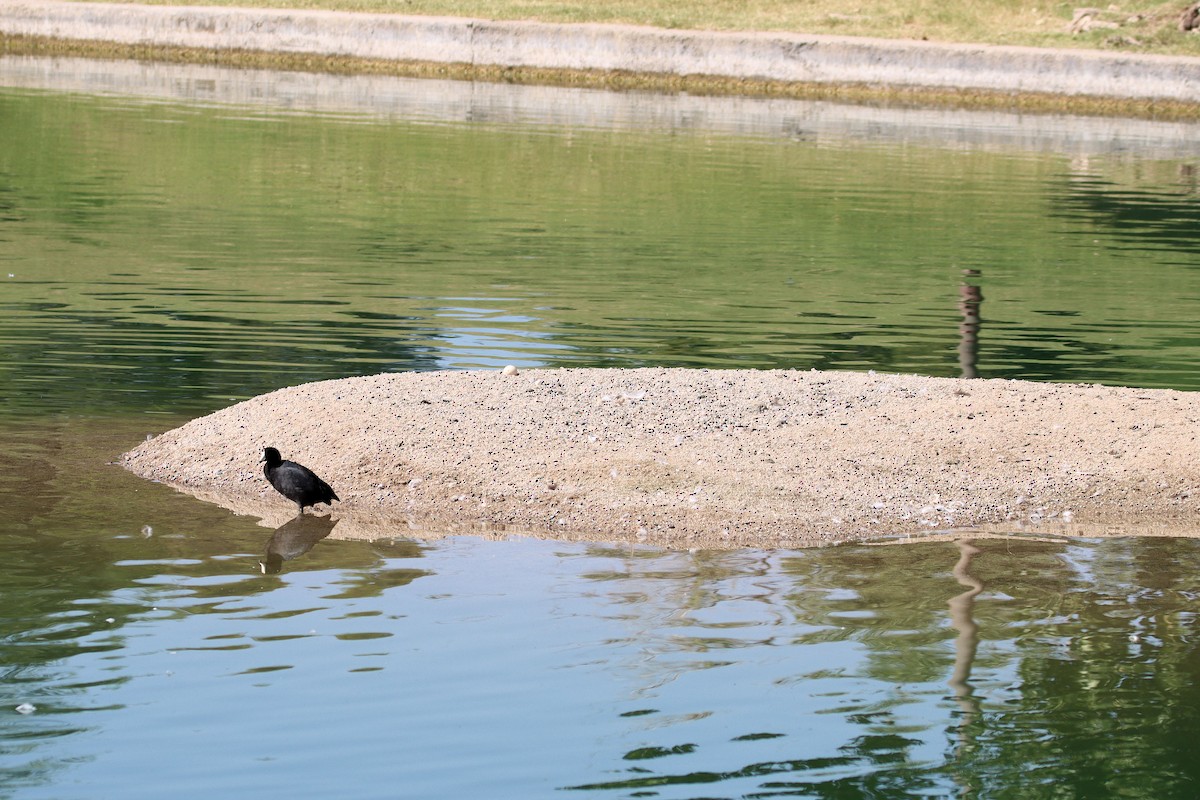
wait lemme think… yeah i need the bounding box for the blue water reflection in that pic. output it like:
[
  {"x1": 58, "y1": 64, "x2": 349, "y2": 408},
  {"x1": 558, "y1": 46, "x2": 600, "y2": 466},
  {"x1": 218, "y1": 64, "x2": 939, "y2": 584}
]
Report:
[{"x1": 3, "y1": 535, "x2": 1198, "y2": 798}]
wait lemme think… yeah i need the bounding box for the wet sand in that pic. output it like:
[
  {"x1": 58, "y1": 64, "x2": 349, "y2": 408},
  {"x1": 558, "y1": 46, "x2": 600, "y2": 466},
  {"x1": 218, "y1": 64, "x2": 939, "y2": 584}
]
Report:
[{"x1": 120, "y1": 368, "x2": 1200, "y2": 548}]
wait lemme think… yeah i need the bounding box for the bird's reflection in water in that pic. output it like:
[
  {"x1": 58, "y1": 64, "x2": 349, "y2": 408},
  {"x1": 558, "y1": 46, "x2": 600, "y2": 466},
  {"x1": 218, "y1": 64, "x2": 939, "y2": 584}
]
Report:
[{"x1": 260, "y1": 514, "x2": 338, "y2": 574}]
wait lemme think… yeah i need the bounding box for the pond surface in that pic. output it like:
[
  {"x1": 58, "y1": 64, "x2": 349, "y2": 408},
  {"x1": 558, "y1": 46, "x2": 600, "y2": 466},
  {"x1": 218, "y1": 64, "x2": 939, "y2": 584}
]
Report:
[{"x1": 2, "y1": 56, "x2": 1200, "y2": 798}]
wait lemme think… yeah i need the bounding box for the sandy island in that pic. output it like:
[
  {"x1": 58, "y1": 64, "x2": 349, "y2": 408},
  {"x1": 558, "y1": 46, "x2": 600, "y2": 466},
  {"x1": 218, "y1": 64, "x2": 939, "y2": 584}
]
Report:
[{"x1": 118, "y1": 368, "x2": 1200, "y2": 548}]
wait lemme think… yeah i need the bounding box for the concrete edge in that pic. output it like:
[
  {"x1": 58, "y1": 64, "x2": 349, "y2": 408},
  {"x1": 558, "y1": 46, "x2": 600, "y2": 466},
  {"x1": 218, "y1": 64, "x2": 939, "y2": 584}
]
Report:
[
  {"x1": 7, "y1": 52, "x2": 1200, "y2": 157},
  {"x1": 1, "y1": 0, "x2": 1199, "y2": 102}
]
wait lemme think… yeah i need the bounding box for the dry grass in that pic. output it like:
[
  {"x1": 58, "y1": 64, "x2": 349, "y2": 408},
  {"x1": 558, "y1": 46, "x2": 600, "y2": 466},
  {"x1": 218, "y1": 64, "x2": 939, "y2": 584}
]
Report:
[{"x1": 70, "y1": 0, "x2": 1200, "y2": 56}]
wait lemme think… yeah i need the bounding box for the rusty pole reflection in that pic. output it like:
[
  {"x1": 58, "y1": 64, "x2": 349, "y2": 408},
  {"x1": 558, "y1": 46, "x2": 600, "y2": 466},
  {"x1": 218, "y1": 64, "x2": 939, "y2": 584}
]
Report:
[
  {"x1": 958, "y1": 269, "x2": 982, "y2": 379},
  {"x1": 948, "y1": 539, "x2": 983, "y2": 796},
  {"x1": 948, "y1": 539, "x2": 983, "y2": 703}
]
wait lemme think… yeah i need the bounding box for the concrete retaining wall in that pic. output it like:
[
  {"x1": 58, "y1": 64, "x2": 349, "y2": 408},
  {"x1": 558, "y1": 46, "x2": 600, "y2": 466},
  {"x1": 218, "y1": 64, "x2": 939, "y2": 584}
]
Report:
[
  {"x1": 1, "y1": 0, "x2": 1199, "y2": 101},
  {"x1": 8, "y1": 53, "x2": 1200, "y2": 156}
]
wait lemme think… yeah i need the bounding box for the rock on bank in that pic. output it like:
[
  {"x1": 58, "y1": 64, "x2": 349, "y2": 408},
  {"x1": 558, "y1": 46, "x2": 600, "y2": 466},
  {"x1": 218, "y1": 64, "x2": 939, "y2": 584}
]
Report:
[{"x1": 120, "y1": 368, "x2": 1200, "y2": 547}]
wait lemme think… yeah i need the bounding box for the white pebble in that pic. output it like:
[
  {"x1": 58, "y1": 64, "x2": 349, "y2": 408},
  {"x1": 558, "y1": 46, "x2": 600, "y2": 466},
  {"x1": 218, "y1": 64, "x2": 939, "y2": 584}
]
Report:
[
  {"x1": 501, "y1": 365, "x2": 519, "y2": 376},
  {"x1": 15, "y1": 703, "x2": 35, "y2": 714}
]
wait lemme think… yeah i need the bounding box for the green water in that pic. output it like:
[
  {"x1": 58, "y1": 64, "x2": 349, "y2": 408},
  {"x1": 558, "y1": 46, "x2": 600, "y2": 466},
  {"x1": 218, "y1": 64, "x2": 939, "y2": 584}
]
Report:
[
  {"x1": 3, "y1": 58, "x2": 1200, "y2": 797},
  {"x1": 5, "y1": 71, "x2": 1200, "y2": 418}
]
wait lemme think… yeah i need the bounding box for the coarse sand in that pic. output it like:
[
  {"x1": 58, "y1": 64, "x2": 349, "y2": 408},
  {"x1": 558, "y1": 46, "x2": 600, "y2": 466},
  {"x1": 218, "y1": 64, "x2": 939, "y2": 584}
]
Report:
[{"x1": 120, "y1": 368, "x2": 1200, "y2": 548}]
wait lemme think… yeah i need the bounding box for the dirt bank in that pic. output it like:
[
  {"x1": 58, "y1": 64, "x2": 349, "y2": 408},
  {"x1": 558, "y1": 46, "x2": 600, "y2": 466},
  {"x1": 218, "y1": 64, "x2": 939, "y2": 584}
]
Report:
[{"x1": 120, "y1": 368, "x2": 1200, "y2": 548}]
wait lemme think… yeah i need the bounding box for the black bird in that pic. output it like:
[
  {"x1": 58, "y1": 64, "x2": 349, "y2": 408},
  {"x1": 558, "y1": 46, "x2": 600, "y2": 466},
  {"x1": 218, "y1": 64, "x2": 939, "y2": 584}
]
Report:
[{"x1": 261, "y1": 447, "x2": 339, "y2": 514}]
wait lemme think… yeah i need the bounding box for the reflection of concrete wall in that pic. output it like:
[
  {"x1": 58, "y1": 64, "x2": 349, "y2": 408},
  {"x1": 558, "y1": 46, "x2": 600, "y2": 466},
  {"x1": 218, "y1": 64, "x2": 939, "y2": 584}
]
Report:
[
  {"x1": 4, "y1": 53, "x2": 1200, "y2": 158},
  {"x1": 3, "y1": 0, "x2": 1200, "y2": 101}
]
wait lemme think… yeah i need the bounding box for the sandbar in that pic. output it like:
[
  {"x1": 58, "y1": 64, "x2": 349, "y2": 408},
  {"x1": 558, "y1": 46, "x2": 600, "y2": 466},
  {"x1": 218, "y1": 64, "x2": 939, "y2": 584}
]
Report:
[{"x1": 119, "y1": 368, "x2": 1200, "y2": 548}]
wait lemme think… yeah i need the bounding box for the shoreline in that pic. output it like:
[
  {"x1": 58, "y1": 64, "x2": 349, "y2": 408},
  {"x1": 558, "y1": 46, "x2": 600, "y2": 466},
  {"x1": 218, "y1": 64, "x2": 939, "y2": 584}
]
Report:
[
  {"x1": 6, "y1": 52, "x2": 1200, "y2": 157},
  {"x1": 2, "y1": 1, "x2": 1200, "y2": 116},
  {"x1": 120, "y1": 368, "x2": 1200, "y2": 549}
]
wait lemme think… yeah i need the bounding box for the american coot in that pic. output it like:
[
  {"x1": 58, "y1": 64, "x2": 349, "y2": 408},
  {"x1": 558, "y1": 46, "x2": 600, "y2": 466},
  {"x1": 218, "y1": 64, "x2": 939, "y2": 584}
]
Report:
[{"x1": 261, "y1": 447, "x2": 339, "y2": 514}]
